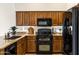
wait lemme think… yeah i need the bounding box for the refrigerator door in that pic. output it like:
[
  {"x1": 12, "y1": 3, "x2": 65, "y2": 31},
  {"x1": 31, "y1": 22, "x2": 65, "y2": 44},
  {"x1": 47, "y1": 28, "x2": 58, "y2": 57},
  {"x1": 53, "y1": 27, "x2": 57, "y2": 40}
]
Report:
[
  {"x1": 62, "y1": 17, "x2": 72, "y2": 54},
  {"x1": 72, "y1": 7, "x2": 79, "y2": 55}
]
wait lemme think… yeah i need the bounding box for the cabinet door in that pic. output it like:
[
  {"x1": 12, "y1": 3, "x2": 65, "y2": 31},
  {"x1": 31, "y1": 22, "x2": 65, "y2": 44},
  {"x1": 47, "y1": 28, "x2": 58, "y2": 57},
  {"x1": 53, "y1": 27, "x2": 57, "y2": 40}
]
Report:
[
  {"x1": 30, "y1": 12, "x2": 37, "y2": 26},
  {"x1": 37, "y1": 11, "x2": 51, "y2": 18},
  {"x1": 17, "y1": 37, "x2": 26, "y2": 55},
  {"x1": 17, "y1": 44, "x2": 23, "y2": 55},
  {"x1": 26, "y1": 36, "x2": 36, "y2": 53},
  {"x1": 58, "y1": 12, "x2": 64, "y2": 25},
  {"x1": 43, "y1": 11, "x2": 51, "y2": 18},
  {"x1": 37, "y1": 12, "x2": 45, "y2": 18},
  {"x1": 23, "y1": 12, "x2": 30, "y2": 26},
  {"x1": 0, "y1": 49, "x2": 4, "y2": 55},
  {"x1": 51, "y1": 12, "x2": 59, "y2": 26},
  {"x1": 16, "y1": 12, "x2": 23, "y2": 26},
  {"x1": 53, "y1": 36, "x2": 63, "y2": 53}
]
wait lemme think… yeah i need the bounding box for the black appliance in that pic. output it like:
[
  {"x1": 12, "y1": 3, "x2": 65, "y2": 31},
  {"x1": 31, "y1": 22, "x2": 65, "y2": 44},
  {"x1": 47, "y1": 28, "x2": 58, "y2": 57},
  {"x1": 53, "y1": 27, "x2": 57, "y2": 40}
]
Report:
[
  {"x1": 36, "y1": 29, "x2": 52, "y2": 54},
  {"x1": 5, "y1": 42, "x2": 17, "y2": 55},
  {"x1": 62, "y1": 17, "x2": 72, "y2": 55},
  {"x1": 72, "y1": 7, "x2": 79, "y2": 55},
  {"x1": 37, "y1": 18, "x2": 52, "y2": 26}
]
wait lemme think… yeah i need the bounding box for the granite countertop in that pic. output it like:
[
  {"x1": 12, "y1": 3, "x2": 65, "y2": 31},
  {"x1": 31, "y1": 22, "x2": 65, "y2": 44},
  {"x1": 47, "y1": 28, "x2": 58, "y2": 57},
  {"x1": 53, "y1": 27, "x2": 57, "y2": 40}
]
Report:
[
  {"x1": 0, "y1": 32, "x2": 62, "y2": 50},
  {"x1": 0, "y1": 32, "x2": 27, "y2": 50}
]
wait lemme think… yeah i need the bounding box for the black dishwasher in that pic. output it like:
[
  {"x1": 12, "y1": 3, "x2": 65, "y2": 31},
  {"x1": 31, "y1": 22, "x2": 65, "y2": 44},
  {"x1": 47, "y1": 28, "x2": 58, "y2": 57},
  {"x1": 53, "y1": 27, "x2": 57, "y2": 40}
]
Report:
[{"x1": 5, "y1": 42, "x2": 17, "y2": 55}]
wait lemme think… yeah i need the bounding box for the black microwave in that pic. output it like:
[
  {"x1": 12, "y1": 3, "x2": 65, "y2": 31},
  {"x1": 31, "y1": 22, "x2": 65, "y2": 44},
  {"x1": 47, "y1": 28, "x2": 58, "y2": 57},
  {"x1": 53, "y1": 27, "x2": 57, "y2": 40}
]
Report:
[{"x1": 37, "y1": 18, "x2": 52, "y2": 26}]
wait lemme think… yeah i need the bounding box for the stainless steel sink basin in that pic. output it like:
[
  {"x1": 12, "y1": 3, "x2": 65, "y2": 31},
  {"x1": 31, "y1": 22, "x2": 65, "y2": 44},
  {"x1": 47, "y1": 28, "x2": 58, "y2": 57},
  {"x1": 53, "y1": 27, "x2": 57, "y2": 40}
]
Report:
[{"x1": 6, "y1": 36, "x2": 21, "y2": 39}]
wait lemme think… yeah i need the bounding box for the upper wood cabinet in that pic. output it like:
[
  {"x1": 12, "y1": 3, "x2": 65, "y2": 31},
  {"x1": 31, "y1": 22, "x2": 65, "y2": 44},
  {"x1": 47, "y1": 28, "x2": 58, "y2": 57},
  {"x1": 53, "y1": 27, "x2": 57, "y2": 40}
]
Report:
[
  {"x1": 51, "y1": 12, "x2": 59, "y2": 26},
  {"x1": 16, "y1": 12, "x2": 23, "y2": 26},
  {"x1": 16, "y1": 11, "x2": 71, "y2": 26},
  {"x1": 16, "y1": 11, "x2": 37, "y2": 26},
  {"x1": 58, "y1": 12, "x2": 64, "y2": 25},
  {"x1": 29, "y1": 12, "x2": 37, "y2": 26},
  {"x1": 51, "y1": 11, "x2": 65, "y2": 26},
  {"x1": 23, "y1": 12, "x2": 30, "y2": 26},
  {"x1": 37, "y1": 11, "x2": 51, "y2": 18}
]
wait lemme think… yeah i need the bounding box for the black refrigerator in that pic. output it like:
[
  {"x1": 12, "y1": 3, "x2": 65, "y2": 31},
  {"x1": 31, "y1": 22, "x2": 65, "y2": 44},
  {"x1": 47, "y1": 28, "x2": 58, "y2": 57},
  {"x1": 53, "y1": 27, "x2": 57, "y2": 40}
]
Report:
[{"x1": 72, "y1": 7, "x2": 79, "y2": 55}]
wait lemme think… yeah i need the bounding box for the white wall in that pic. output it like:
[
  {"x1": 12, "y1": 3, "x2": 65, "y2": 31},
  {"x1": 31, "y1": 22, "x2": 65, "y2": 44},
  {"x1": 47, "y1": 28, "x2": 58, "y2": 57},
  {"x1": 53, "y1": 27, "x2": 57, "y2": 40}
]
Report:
[
  {"x1": 15, "y1": 3, "x2": 77, "y2": 11},
  {"x1": 15, "y1": 3, "x2": 67, "y2": 11},
  {"x1": 0, "y1": 3, "x2": 15, "y2": 36}
]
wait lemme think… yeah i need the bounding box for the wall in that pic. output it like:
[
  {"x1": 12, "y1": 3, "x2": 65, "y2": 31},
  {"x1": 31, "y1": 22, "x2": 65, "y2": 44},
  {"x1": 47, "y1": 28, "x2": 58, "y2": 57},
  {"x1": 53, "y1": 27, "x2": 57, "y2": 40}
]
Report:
[
  {"x1": 15, "y1": 3, "x2": 77, "y2": 11},
  {"x1": 0, "y1": 3, "x2": 15, "y2": 36},
  {"x1": 15, "y1": 3, "x2": 67, "y2": 11}
]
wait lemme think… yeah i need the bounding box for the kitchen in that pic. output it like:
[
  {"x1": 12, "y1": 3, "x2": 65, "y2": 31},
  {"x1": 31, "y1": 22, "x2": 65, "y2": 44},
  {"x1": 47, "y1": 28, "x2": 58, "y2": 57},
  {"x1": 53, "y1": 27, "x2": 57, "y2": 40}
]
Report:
[{"x1": 0, "y1": 3, "x2": 78, "y2": 55}]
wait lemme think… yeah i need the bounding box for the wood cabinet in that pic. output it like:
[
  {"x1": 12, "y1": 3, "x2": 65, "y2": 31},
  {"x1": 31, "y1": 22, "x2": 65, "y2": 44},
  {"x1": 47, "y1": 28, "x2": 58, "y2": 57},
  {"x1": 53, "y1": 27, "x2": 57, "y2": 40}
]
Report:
[
  {"x1": 51, "y1": 11, "x2": 64, "y2": 26},
  {"x1": 51, "y1": 12, "x2": 59, "y2": 26},
  {"x1": 23, "y1": 12, "x2": 30, "y2": 26},
  {"x1": 37, "y1": 11, "x2": 51, "y2": 18},
  {"x1": 16, "y1": 12, "x2": 23, "y2": 26},
  {"x1": 17, "y1": 37, "x2": 26, "y2": 55},
  {"x1": 29, "y1": 12, "x2": 37, "y2": 26},
  {"x1": 0, "y1": 49, "x2": 4, "y2": 55},
  {"x1": 16, "y1": 11, "x2": 37, "y2": 26},
  {"x1": 26, "y1": 36, "x2": 36, "y2": 53},
  {"x1": 58, "y1": 12, "x2": 64, "y2": 25},
  {"x1": 16, "y1": 11, "x2": 71, "y2": 26},
  {"x1": 53, "y1": 36, "x2": 63, "y2": 53}
]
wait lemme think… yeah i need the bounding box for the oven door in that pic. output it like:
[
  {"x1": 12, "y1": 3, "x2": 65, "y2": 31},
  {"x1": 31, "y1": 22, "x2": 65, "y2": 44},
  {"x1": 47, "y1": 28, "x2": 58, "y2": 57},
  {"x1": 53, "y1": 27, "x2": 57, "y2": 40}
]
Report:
[
  {"x1": 36, "y1": 40, "x2": 52, "y2": 54},
  {"x1": 37, "y1": 44, "x2": 52, "y2": 54}
]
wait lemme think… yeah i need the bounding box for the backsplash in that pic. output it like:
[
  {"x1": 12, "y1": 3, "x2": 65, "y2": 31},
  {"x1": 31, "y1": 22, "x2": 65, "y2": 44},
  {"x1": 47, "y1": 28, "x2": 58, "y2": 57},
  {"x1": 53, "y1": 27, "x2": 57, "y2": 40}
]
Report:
[
  {"x1": 52, "y1": 26, "x2": 63, "y2": 34},
  {"x1": 16, "y1": 26, "x2": 37, "y2": 34},
  {"x1": 16, "y1": 26, "x2": 63, "y2": 34}
]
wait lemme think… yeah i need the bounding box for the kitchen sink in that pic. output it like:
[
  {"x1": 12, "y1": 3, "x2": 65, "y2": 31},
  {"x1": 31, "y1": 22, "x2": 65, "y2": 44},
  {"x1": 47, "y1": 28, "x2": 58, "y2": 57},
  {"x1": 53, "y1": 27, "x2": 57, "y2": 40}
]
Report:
[{"x1": 6, "y1": 36, "x2": 21, "y2": 39}]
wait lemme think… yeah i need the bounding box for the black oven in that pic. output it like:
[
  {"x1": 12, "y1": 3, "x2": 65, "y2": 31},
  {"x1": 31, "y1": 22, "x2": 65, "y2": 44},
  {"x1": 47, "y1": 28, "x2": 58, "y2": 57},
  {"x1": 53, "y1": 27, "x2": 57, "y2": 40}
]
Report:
[
  {"x1": 37, "y1": 18, "x2": 52, "y2": 26},
  {"x1": 36, "y1": 29, "x2": 53, "y2": 54}
]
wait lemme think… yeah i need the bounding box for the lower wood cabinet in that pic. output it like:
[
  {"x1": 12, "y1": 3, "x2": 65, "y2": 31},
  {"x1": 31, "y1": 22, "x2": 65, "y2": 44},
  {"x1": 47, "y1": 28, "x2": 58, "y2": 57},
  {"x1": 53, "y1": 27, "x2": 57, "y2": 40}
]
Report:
[
  {"x1": 16, "y1": 35, "x2": 63, "y2": 54},
  {"x1": 17, "y1": 37, "x2": 26, "y2": 55},
  {"x1": 17, "y1": 36, "x2": 36, "y2": 54},
  {"x1": 0, "y1": 49, "x2": 4, "y2": 55},
  {"x1": 53, "y1": 36, "x2": 63, "y2": 53},
  {"x1": 26, "y1": 36, "x2": 36, "y2": 53}
]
